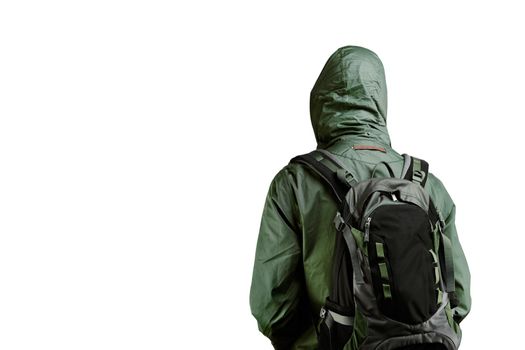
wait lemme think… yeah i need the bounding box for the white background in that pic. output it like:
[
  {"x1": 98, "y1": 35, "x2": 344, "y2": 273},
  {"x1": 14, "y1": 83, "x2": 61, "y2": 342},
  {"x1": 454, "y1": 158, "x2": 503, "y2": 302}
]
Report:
[{"x1": 1, "y1": 1, "x2": 523, "y2": 349}]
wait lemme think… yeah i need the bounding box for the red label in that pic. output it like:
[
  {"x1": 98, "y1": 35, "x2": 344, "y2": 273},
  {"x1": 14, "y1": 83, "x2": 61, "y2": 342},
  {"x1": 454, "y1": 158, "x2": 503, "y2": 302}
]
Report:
[{"x1": 352, "y1": 145, "x2": 386, "y2": 152}]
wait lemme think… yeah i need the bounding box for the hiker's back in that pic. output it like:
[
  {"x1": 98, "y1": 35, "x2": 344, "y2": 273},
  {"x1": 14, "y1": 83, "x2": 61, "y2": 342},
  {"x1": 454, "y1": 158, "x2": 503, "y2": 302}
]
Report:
[
  {"x1": 291, "y1": 141, "x2": 465, "y2": 350},
  {"x1": 249, "y1": 46, "x2": 470, "y2": 350}
]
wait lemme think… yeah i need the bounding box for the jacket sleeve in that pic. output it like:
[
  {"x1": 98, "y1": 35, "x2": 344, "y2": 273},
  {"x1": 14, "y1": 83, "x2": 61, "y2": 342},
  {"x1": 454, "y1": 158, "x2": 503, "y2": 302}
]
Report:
[
  {"x1": 249, "y1": 167, "x2": 311, "y2": 350},
  {"x1": 442, "y1": 203, "x2": 472, "y2": 324},
  {"x1": 428, "y1": 174, "x2": 472, "y2": 324}
]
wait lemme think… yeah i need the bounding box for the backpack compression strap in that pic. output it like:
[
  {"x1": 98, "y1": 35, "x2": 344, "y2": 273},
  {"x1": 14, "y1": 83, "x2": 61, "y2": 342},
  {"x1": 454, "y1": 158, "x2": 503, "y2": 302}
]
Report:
[
  {"x1": 431, "y1": 203, "x2": 456, "y2": 294},
  {"x1": 290, "y1": 150, "x2": 357, "y2": 206},
  {"x1": 403, "y1": 154, "x2": 455, "y2": 294}
]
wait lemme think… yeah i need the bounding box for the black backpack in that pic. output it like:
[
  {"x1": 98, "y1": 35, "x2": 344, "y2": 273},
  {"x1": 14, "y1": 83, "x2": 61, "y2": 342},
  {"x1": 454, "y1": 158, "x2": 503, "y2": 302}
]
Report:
[{"x1": 291, "y1": 150, "x2": 459, "y2": 350}]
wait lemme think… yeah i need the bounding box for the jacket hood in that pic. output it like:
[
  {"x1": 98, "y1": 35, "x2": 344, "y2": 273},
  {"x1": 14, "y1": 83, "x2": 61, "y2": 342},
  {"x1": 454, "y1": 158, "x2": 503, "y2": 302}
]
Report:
[{"x1": 310, "y1": 46, "x2": 391, "y2": 148}]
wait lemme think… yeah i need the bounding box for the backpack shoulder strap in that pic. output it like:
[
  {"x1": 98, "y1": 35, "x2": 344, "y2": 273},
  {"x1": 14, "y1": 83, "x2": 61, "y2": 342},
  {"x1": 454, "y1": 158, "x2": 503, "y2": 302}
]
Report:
[
  {"x1": 401, "y1": 154, "x2": 430, "y2": 187},
  {"x1": 290, "y1": 150, "x2": 357, "y2": 206},
  {"x1": 402, "y1": 154, "x2": 455, "y2": 293}
]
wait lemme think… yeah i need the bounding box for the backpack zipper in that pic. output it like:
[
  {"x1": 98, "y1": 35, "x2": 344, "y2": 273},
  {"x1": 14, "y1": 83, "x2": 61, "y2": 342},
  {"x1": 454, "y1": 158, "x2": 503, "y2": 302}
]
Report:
[
  {"x1": 363, "y1": 193, "x2": 397, "y2": 244},
  {"x1": 364, "y1": 217, "x2": 371, "y2": 243}
]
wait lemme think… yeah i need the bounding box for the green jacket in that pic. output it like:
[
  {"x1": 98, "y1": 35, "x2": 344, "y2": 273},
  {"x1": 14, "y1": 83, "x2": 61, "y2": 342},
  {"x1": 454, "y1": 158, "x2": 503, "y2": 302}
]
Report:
[{"x1": 249, "y1": 46, "x2": 471, "y2": 350}]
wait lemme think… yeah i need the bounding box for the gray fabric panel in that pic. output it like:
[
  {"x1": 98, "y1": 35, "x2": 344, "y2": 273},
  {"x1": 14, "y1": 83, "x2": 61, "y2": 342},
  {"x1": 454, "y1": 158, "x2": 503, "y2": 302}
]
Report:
[
  {"x1": 324, "y1": 309, "x2": 334, "y2": 330},
  {"x1": 375, "y1": 332, "x2": 456, "y2": 350},
  {"x1": 358, "y1": 193, "x2": 405, "y2": 228},
  {"x1": 400, "y1": 154, "x2": 412, "y2": 179},
  {"x1": 346, "y1": 177, "x2": 430, "y2": 227},
  {"x1": 328, "y1": 310, "x2": 354, "y2": 326},
  {"x1": 342, "y1": 225, "x2": 365, "y2": 285},
  {"x1": 355, "y1": 293, "x2": 461, "y2": 350}
]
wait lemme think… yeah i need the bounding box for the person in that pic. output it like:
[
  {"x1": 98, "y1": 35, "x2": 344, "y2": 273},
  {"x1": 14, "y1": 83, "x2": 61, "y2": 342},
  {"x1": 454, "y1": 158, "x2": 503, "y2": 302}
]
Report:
[{"x1": 249, "y1": 46, "x2": 471, "y2": 350}]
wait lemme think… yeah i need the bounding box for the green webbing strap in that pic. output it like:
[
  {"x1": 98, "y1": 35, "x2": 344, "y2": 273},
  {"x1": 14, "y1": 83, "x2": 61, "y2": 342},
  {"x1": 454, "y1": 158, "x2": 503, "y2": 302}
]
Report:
[
  {"x1": 375, "y1": 242, "x2": 392, "y2": 299},
  {"x1": 402, "y1": 155, "x2": 429, "y2": 187},
  {"x1": 378, "y1": 262, "x2": 389, "y2": 281},
  {"x1": 334, "y1": 213, "x2": 364, "y2": 285},
  {"x1": 382, "y1": 284, "x2": 392, "y2": 299},
  {"x1": 412, "y1": 158, "x2": 421, "y2": 177},
  {"x1": 375, "y1": 242, "x2": 385, "y2": 258}
]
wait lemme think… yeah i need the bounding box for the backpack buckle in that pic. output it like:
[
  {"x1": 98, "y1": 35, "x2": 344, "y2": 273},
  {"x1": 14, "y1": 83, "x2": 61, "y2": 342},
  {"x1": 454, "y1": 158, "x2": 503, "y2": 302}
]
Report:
[
  {"x1": 333, "y1": 212, "x2": 346, "y2": 231},
  {"x1": 319, "y1": 307, "x2": 327, "y2": 319},
  {"x1": 413, "y1": 170, "x2": 425, "y2": 184}
]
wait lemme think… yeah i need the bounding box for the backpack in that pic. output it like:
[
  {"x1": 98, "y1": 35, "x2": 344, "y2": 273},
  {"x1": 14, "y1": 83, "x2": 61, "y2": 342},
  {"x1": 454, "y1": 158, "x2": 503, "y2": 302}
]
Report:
[{"x1": 290, "y1": 150, "x2": 460, "y2": 350}]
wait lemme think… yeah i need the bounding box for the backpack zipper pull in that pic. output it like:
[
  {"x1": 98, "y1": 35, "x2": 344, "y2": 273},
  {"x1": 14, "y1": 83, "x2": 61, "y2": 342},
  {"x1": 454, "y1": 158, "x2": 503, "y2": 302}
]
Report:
[{"x1": 364, "y1": 217, "x2": 371, "y2": 243}]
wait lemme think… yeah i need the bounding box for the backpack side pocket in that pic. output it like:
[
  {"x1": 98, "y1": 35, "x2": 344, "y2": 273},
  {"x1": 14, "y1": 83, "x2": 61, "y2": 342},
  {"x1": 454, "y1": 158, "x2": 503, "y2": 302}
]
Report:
[{"x1": 318, "y1": 298, "x2": 354, "y2": 350}]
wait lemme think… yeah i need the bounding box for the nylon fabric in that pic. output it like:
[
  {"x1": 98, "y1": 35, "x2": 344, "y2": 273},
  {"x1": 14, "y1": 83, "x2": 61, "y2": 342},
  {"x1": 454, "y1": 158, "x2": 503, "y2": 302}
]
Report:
[{"x1": 249, "y1": 46, "x2": 471, "y2": 350}]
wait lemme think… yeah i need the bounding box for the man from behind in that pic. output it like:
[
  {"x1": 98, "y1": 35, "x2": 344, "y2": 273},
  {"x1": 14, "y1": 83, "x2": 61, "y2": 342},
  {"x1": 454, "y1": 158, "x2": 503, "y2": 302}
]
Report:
[{"x1": 250, "y1": 46, "x2": 471, "y2": 350}]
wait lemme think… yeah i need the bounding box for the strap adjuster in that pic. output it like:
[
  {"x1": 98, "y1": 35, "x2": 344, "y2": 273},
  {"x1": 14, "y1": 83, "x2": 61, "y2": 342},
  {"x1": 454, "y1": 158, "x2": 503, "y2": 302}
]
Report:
[
  {"x1": 413, "y1": 170, "x2": 425, "y2": 184},
  {"x1": 319, "y1": 307, "x2": 327, "y2": 319},
  {"x1": 336, "y1": 168, "x2": 357, "y2": 187},
  {"x1": 436, "y1": 209, "x2": 446, "y2": 233},
  {"x1": 333, "y1": 212, "x2": 346, "y2": 231}
]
